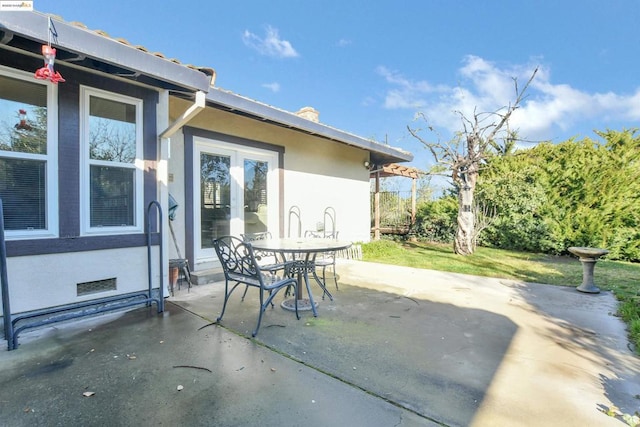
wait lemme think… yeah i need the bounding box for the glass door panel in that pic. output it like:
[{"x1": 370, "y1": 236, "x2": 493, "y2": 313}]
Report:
[
  {"x1": 200, "y1": 153, "x2": 230, "y2": 248},
  {"x1": 243, "y1": 159, "x2": 269, "y2": 234},
  {"x1": 193, "y1": 137, "x2": 278, "y2": 266}
]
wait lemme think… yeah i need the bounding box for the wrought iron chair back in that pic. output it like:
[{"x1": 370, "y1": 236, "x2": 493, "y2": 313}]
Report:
[
  {"x1": 304, "y1": 207, "x2": 340, "y2": 294},
  {"x1": 213, "y1": 236, "x2": 298, "y2": 337},
  {"x1": 323, "y1": 206, "x2": 337, "y2": 238},
  {"x1": 240, "y1": 231, "x2": 292, "y2": 298},
  {"x1": 288, "y1": 205, "x2": 302, "y2": 238},
  {"x1": 241, "y1": 231, "x2": 275, "y2": 262}
]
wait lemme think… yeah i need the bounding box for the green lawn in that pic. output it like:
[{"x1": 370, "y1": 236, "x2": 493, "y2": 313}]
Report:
[{"x1": 361, "y1": 239, "x2": 640, "y2": 353}]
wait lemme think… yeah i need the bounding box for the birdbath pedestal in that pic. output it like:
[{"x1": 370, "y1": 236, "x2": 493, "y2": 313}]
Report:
[{"x1": 568, "y1": 247, "x2": 609, "y2": 294}]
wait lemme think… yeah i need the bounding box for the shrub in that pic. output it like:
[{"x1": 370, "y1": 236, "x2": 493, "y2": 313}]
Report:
[{"x1": 413, "y1": 196, "x2": 457, "y2": 243}]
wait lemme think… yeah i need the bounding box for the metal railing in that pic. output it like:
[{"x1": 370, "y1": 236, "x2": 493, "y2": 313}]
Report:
[{"x1": 371, "y1": 191, "x2": 413, "y2": 227}]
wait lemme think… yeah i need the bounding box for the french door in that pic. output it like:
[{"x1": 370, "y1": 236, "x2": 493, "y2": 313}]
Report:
[{"x1": 194, "y1": 138, "x2": 279, "y2": 264}]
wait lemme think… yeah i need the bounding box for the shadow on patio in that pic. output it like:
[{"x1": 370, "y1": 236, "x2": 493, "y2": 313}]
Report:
[
  {"x1": 1, "y1": 259, "x2": 637, "y2": 426},
  {"x1": 175, "y1": 273, "x2": 517, "y2": 427}
]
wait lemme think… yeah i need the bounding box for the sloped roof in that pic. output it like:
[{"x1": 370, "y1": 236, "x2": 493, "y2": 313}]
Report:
[
  {"x1": 205, "y1": 88, "x2": 413, "y2": 165},
  {"x1": 0, "y1": 11, "x2": 213, "y2": 92}
]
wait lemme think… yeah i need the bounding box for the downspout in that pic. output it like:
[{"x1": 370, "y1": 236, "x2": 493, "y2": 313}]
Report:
[
  {"x1": 155, "y1": 88, "x2": 207, "y2": 294},
  {"x1": 159, "y1": 90, "x2": 206, "y2": 139}
]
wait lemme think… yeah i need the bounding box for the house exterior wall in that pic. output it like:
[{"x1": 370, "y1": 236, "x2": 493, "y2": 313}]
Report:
[
  {"x1": 281, "y1": 130, "x2": 371, "y2": 242},
  {"x1": 1, "y1": 51, "x2": 166, "y2": 314},
  {"x1": 1, "y1": 11, "x2": 410, "y2": 324},
  {"x1": 7, "y1": 248, "x2": 157, "y2": 313},
  {"x1": 167, "y1": 99, "x2": 371, "y2": 269}
]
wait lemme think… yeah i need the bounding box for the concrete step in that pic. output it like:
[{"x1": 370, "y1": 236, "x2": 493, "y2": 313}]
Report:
[{"x1": 190, "y1": 268, "x2": 224, "y2": 286}]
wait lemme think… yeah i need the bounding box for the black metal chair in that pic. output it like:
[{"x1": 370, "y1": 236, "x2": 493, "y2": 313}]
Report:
[
  {"x1": 288, "y1": 205, "x2": 302, "y2": 238},
  {"x1": 304, "y1": 207, "x2": 340, "y2": 295},
  {"x1": 213, "y1": 236, "x2": 299, "y2": 337},
  {"x1": 240, "y1": 231, "x2": 293, "y2": 299},
  {"x1": 240, "y1": 231, "x2": 278, "y2": 268},
  {"x1": 304, "y1": 230, "x2": 339, "y2": 298}
]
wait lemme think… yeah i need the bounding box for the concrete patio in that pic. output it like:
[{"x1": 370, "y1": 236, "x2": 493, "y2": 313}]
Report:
[{"x1": 1, "y1": 259, "x2": 639, "y2": 426}]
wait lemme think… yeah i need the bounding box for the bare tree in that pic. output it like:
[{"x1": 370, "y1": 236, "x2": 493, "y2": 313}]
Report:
[{"x1": 408, "y1": 68, "x2": 538, "y2": 255}]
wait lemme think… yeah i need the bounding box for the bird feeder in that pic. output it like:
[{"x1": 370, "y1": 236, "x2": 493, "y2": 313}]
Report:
[{"x1": 34, "y1": 44, "x2": 65, "y2": 84}]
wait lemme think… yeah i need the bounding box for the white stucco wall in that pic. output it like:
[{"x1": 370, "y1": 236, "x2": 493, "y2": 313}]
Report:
[
  {"x1": 283, "y1": 169, "x2": 371, "y2": 241},
  {"x1": 168, "y1": 99, "x2": 375, "y2": 270},
  {"x1": 6, "y1": 247, "x2": 161, "y2": 313},
  {"x1": 282, "y1": 137, "x2": 371, "y2": 242}
]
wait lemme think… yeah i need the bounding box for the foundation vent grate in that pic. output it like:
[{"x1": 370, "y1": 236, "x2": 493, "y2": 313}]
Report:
[{"x1": 77, "y1": 278, "x2": 117, "y2": 296}]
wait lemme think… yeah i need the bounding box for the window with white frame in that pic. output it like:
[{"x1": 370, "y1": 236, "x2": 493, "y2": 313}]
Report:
[
  {"x1": 81, "y1": 87, "x2": 143, "y2": 234},
  {"x1": 0, "y1": 67, "x2": 58, "y2": 239}
]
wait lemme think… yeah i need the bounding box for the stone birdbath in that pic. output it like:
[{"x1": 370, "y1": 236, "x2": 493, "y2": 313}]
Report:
[{"x1": 568, "y1": 247, "x2": 609, "y2": 293}]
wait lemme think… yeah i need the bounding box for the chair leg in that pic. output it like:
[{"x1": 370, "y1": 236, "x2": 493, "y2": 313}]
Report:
[
  {"x1": 331, "y1": 262, "x2": 339, "y2": 290},
  {"x1": 182, "y1": 263, "x2": 193, "y2": 289},
  {"x1": 254, "y1": 271, "x2": 279, "y2": 307},
  {"x1": 313, "y1": 269, "x2": 333, "y2": 301},
  {"x1": 253, "y1": 289, "x2": 266, "y2": 337},
  {"x1": 268, "y1": 289, "x2": 276, "y2": 308},
  {"x1": 253, "y1": 286, "x2": 287, "y2": 337},
  {"x1": 217, "y1": 281, "x2": 235, "y2": 322},
  {"x1": 304, "y1": 271, "x2": 319, "y2": 317},
  {"x1": 243, "y1": 285, "x2": 274, "y2": 306},
  {"x1": 321, "y1": 266, "x2": 327, "y2": 299},
  {"x1": 322, "y1": 265, "x2": 335, "y2": 298}
]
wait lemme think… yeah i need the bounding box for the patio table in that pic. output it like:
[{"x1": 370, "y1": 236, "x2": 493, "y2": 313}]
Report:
[{"x1": 250, "y1": 238, "x2": 351, "y2": 317}]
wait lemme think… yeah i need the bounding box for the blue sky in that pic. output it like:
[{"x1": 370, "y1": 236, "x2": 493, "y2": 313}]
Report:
[{"x1": 35, "y1": 1, "x2": 640, "y2": 180}]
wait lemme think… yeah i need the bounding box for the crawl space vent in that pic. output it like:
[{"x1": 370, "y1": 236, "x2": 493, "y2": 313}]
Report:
[{"x1": 77, "y1": 278, "x2": 117, "y2": 296}]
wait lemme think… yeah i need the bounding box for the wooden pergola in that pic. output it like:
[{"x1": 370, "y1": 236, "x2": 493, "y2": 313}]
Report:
[{"x1": 370, "y1": 163, "x2": 422, "y2": 240}]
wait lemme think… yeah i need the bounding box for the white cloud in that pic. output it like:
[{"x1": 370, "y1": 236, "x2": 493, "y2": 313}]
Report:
[
  {"x1": 242, "y1": 26, "x2": 299, "y2": 58},
  {"x1": 337, "y1": 38, "x2": 352, "y2": 47},
  {"x1": 379, "y1": 55, "x2": 640, "y2": 141},
  {"x1": 262, "y1": 82, "x2": 281, "y2": 93},
  {"x1": 376, "y1": 66, "x2": 447, "y2": 110},
  {"x1": 361, "y1": 96, "x2": 376, "y2": 107}
]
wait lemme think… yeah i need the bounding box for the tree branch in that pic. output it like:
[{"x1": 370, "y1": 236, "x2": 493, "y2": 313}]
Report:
[{"x1": 485, "y1": 67, "x2": 538, "y2": 143}]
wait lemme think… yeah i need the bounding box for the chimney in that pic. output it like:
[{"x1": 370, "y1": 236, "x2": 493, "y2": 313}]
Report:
[{"x1": 295, "y1": 106, "x2": 319, "y2": 123}]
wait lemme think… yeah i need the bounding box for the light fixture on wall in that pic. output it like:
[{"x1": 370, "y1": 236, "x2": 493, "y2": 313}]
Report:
[{"x1": 363, "y1": 161, "x2": 371, "y2": 169}]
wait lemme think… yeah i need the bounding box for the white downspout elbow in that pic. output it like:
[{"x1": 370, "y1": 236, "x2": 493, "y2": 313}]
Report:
[{"x1": 159, "y1": 90, "x2": 206, "y2": 139}]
